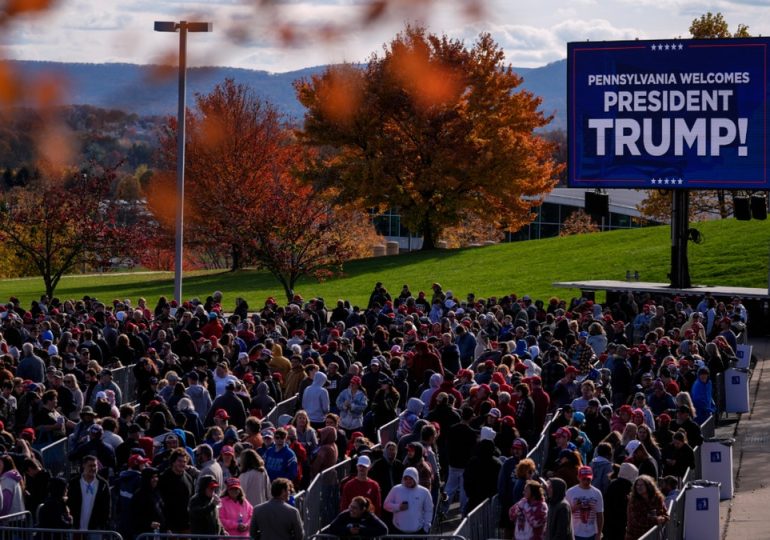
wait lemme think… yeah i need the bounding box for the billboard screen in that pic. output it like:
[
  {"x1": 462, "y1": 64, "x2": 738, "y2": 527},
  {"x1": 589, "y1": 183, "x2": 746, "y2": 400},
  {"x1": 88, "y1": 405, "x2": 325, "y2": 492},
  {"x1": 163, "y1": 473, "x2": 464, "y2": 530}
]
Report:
[{"x1": 568, "y1": 38, "x2": 770, "y2": 189}]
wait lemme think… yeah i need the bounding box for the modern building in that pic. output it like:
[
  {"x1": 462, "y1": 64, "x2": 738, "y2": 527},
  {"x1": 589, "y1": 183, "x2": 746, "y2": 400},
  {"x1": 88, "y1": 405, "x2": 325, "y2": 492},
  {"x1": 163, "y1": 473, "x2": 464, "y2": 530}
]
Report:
[{"x1": 373, "y1": 188, "x2": 656, "y2": 249}]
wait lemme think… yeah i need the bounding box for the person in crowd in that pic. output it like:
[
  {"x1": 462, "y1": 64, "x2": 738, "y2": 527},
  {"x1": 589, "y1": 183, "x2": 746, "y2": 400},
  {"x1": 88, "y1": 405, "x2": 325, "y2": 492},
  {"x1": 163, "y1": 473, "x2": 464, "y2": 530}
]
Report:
[
  {"x1": 250, "y1": 478, "x2": 304, "y2": 540},
  {"x1": 219, "y1": 477, "x2": 253, "y2": 537},
  {"x1": 369, "y1": 441, "x2": 404, "y2": 527},
  {"x1": 566, "y1": 466, "x2": 604, "y2": 540},
  {"x1": 264, "y1": 427, "x2": 299, "y2": 482},
  {"x1": 114, "y1": 453, "x2": 149, "y2": 537},
  {"x1": 340, "y1": 455, "x2": 382, "y2": 515},
  {"x1": 158, "y1": 448, "x2": 195, "y2": 533},
  {"x1": 624, "y1": 475, "x2": 669, "y2": 540},
  {"x1": 310, "y1": 425, "x2": 339, "y2": 479},
  {"x1": 302, "y1": 371, "x2": 330, "y2": 429},
  {"x1": 690, "y1": 367, "x2": 715, "y2": 425},
  {"x1": 328, "y1": 495, "x2": 389, "y2": 538},
  {"x1": 337, "y1": 375, "x2": 369, "y2": 437},
  {"x1": 464, "y1": 433, "x2": 502, "y2": 514},
  {"x1": 589, "y1": 442, "x2": 614, "y2": 495},
  {"x1": 603, "y1": 462, "x2": 639, "y2": 540},
  {"x1": 194, "y1": 443, "x2": 224, "y2": 492},
  {"x1": 383, "y1": 467, "x2": 434, "y2": 535},
  {"x1": 626, "y1": 440, "x2": 659, "y2": 480},
  {"x1": 546, "y1": 478, "x2": 573, "y2": 540},
  {"x1": 128, "y1": 467, "x2": 165, "y2": 538},
  {"x1": 37, "y1": 476, "x2": 73, "y2": 529},
  {"x1": 509, "y1": 479, "x2": 549, "y2": 540},
  {"x1": 662, "y1": 430, "x2": 695, "y2": 478},
  {"x1": 0, "y1": 453, "x2": 25, "y2": 516},
  {"x1": 189, "y1": 474, "x2": 225, "y2": 535},
  {"x1": 238, "y1": 448, "x2": 271, "y2": 507},
  {"x1": 67, "y1": 455, "x2": 111, "y2": 531}
]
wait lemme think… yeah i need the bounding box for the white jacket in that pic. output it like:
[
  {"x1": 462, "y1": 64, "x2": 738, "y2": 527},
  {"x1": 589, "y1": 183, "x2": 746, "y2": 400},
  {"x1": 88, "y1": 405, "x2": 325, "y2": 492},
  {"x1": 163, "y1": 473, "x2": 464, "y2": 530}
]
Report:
[{"x1": 383, "y1": 473, "x2": 433, "y2": 533}]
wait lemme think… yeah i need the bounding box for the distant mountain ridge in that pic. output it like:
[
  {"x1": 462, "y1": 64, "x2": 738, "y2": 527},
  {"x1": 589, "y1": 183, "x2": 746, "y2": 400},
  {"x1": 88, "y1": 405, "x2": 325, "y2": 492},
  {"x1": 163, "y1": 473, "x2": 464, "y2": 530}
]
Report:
[{"x1": 11, "y1": 59, "x2": 567, "y2": 129}]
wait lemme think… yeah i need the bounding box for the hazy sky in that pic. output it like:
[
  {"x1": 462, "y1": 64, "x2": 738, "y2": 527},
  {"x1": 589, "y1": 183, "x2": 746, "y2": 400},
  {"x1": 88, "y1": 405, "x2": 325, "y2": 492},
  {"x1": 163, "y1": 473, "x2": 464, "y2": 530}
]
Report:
[{"x1": 4, "y1": 0, "x2": 770, "y2": 73}]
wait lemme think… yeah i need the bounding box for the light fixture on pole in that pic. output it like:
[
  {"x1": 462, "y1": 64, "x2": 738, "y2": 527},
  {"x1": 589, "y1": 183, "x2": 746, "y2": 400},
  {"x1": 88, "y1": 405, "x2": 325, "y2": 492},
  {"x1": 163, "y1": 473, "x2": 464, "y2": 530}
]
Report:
[{"x1": 154, "y1": 20, "x2": 213, "y2": 304}]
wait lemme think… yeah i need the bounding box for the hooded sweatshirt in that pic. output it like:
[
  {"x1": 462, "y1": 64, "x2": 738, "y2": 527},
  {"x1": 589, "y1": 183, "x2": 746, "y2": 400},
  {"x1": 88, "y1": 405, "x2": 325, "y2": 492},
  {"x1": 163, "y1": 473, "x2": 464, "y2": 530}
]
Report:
[
  {"x1": 398, "y1": 398, "x2": 424, "y2": 439},
  {"x1": 188, "y1": 474, "x2": 225, "y2": 535},
  {"x1": 0, "y1": 469, "x2": 24, "y2": 515},
  {"x1": 498, "y1": 438, "x2": 530, "y2": 523},
  {"x1": 546, "y1": 477, "x2": 574, "y2": 540},
  {"x1": 419, "y1": 373, "x2": 443, "y2": 414},
  {"x1": 310, "y1": 426, "x2": 339, "y2": 477},
  {"x1": 383, "y1": 467, "x2": 434, "y2": 534},
  {"x1": 302, "y1": 371, "x2": 330, "y2": 423},
  {"x1": 250, "y1": 382, "x2": 276, "y2": 418}
]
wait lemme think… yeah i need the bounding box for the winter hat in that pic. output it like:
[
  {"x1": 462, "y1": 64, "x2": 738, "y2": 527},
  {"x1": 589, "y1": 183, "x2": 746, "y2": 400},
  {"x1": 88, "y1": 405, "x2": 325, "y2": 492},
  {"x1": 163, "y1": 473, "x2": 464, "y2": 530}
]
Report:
[
  {"x1": 480, "y1": 426, "x2": 497, "y2": 441},
  {"x1": 618, "y1": 462, "x2": 639, "y2": 482},
  {"x1": 625, "y1": 439, "x2": 642, "y2": 456}
]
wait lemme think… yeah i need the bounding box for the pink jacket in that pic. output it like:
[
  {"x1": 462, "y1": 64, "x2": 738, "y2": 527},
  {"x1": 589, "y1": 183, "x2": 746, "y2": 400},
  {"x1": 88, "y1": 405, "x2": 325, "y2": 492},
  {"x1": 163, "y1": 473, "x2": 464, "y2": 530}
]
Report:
[{"x1": 218, "y1": 496, "x2": 253, "y2": 537}]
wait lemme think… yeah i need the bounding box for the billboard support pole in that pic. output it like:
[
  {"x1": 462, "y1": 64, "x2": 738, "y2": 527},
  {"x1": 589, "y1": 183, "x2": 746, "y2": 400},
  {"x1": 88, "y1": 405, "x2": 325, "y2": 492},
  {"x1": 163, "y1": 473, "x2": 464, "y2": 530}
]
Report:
[{"x1": 670, "y1": 190, "x2": 691, "y2": 289}]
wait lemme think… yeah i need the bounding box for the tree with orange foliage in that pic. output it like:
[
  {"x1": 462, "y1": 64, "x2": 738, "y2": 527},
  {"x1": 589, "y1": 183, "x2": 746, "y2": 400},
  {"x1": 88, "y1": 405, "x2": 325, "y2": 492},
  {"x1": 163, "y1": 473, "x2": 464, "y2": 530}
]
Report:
[
  {"x1": 295, "y1": 25, "x2": 560, "y2": 250},
  {"x1": 250, "y1": 157, "x2": 378, "y2": 302},
  {"x1": 0, "y1": 166, "x2": 139, "y2": 298},
  {"x1": 559, "y1": 209, "x2": 599, "y2": 237},
  {"x1": 155, "y1": 79, "x2": 287, "y2": 270}
]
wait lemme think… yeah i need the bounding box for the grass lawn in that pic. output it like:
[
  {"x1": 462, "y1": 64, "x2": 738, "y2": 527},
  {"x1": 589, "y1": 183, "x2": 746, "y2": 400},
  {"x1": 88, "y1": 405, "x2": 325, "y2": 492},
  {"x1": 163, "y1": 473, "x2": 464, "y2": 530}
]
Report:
[{"x1": 1, "y1": 219, "x2": 768, "y2": 308}]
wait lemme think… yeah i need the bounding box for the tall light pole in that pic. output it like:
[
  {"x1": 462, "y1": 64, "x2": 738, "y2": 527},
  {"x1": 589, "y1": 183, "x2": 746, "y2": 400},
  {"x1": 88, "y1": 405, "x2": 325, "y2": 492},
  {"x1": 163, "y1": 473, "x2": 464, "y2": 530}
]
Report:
[{"x1": 154, "y1": 20, "x2": 213, "y2": 304}]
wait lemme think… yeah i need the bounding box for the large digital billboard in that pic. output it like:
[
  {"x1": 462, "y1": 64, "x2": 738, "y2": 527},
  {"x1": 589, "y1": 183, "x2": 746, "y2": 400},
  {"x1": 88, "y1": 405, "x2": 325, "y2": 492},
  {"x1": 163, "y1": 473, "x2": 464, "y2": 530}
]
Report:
[{"x1": 568, "y1": 38, "x2": 770, "y2": 189}]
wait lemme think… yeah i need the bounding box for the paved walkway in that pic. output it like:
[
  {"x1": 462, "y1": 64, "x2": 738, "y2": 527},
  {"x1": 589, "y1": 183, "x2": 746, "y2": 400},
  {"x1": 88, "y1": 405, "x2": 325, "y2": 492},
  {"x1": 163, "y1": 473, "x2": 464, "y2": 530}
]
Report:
[{"x1": 720, "y1": 338, "x2": 770, "y2": 539}]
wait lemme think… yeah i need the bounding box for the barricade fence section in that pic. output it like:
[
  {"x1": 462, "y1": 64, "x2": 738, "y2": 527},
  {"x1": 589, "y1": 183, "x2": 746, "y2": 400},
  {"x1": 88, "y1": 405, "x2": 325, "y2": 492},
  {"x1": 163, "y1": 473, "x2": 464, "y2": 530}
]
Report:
[
  {"x1": 376, "y1": 417, "x2": 399, "y2": 446},
  {"x1": 137, "y1": 534, "x2": 249, "y2": 540},
  {"x1": 0, "y1": 527, "x2": 124, "y2": 540},
  {"x1": 527, "y1": 411, "x2": 557, "y2": 473},
  {"x1": 112, "y1": 364, "x2": 136, "y2": 403},
  {"x1": 453, "y1": 495, "x2": 500, "y2": 540},
  {"x1": 0, "y1": 512, "x2": 31, "y2": 527},
  {"x1": 639, "y1": 412, "x2": 716, "y2": 540},
  {"x1": 308, "y1": 533, "x2": 468, "y2": 540},
  {"x1": 266, "y1": 395, "x2": 298, "y2": 425},
  {"x1": 303, "y1": 458, "x2": 353, "y2": 536},
  {"x1": 39, "y1": 438, "x2": 70, "y2": 479}
]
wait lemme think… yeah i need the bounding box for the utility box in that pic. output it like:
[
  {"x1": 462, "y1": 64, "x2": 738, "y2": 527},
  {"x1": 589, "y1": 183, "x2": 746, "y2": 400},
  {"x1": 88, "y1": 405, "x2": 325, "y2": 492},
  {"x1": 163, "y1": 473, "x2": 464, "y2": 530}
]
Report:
[
  {"x1": 700, "y1": 438, "x2": 735, "y2": 500},
  {"x1": 684, "y1": 480, "x2": 721, "y2": 540}
]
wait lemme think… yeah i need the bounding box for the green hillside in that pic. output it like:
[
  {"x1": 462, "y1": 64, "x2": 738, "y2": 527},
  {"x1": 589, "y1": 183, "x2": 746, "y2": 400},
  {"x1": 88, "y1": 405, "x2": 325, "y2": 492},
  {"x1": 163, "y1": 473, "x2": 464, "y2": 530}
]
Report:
[{"x1": 1, "y1": 219, "x2": 768, "y2": 308}]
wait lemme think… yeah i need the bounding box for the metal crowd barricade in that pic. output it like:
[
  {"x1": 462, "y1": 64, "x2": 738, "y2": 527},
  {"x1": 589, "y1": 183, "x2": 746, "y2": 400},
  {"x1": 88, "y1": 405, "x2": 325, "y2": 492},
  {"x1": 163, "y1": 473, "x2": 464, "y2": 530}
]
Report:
[
  {"x1": 453, "y1": 495, "x2": 502, "y2": 540},
  {"x1": 527, "y1": 411, "x2": 557, "y2": 473},
  {"x1": 700, "y1": 414, "x2": 716, "y2": 440},
  {"x1": 666, "y1": 487, "x2": 687, "y2": 540},
  {"x1": 111, "y1": 364, "x2": 136, "y2": 403},
  {"x1": 0, "y1": 512, "x2": 31, "y2": 527},
  {"x1": 137, "y1": 534, "x2": 248, "y2": 540},
  {"x1": 39, "y1": 438, "x2": 69, "y2": 479},
  {"x1": 266, "y1": 395, "x2": 298, "y2": 425},
  {"x1": 293, "y1": 489, "x2": 307, "y2": 524},
  {"x1": 0, "y1": 527, "x2": 124, "y2": 540},
  {"x1": 303, "y1": 458, "x2": 353, "y2": 536},
  {"x1": 305, "y1": 533, "x2": 468, "y2": 540},
  {"x1": 376, "y1": 417, "x2": 399, "y2": 446}
]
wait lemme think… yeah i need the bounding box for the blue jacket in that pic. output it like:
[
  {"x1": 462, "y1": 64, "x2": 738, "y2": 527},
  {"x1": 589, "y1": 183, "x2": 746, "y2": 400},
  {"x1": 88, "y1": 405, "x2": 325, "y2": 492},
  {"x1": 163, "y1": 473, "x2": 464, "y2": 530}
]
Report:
[
  {"x1": 690, "y1": 379, "x2": 715, "y2": 424},
  {"x1": 264, "y1": 444, "x2": 298, "y2": 482}
]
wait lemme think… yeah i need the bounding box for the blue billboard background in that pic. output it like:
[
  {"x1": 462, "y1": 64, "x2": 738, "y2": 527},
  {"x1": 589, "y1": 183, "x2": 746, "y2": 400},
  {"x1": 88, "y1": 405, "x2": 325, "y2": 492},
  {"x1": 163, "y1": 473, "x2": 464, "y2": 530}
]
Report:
[{"x1": 568, "y1": 38, "x2": 770, "y2": 189}]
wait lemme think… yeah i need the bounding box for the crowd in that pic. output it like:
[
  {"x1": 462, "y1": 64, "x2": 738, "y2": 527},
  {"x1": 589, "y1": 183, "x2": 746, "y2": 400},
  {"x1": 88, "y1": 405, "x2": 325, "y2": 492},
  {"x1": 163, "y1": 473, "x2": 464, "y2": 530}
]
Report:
[{"x1": 0, "y1": 285, "x2": 749, "y2": 539}]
